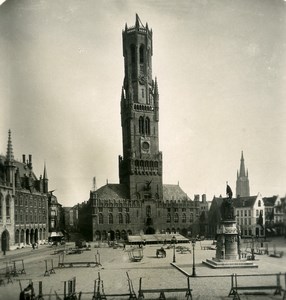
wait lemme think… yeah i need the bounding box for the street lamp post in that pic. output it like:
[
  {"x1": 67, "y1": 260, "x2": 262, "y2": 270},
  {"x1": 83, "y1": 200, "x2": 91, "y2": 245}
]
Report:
[
  {"x1": 192, "y1": 239, "x2": 196, "y2": 277},
  {"x1": 172, "y1": 236, "x2": 176, "y2": 263}
]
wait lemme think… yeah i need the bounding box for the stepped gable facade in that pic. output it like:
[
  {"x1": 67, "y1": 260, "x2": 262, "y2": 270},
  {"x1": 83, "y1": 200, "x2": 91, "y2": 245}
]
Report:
[
  {"x1": 88, "y1": 16, "x2": 197, "y2": 241},
  {"x1": 0, "y1": 130, "x2": 49, "y2": 251}
]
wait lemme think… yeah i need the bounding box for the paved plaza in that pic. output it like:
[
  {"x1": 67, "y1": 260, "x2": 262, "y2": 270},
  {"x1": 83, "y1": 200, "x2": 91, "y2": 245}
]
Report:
[{"x1": 0, "y1": 237, "x2": 285, "y2": 299}]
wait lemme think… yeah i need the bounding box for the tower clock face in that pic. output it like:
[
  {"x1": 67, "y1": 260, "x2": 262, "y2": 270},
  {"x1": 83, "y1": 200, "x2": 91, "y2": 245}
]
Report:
[
  {"x1": 140, "y1": 138, "x2": 150, "y2": 153},
  {"x1": 142, "y1": 141, "x2": 150, "y2": 150}
]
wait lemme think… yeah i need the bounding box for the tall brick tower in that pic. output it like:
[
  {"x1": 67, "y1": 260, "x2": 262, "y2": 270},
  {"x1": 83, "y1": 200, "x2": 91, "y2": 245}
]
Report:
[{"x1": 119, "y1": 14, "x2": 163, "y2": 202}]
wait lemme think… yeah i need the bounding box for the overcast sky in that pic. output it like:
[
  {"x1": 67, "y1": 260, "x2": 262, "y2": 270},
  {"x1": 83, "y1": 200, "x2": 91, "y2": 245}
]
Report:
[{"x1": 0, "y1": 0, "x2": 285, "y2": 206}]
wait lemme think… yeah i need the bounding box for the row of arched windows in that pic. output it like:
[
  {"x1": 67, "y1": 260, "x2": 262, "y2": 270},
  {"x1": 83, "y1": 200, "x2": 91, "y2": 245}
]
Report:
[
  {"x1": 135, "y1": 160, "x2": 159, "y2": 168},
  {"x1": 130, "y1": 44, "x2": 149, "y2": 65},
  {"x1": 166, "y1": 213, "x2": 189, "y2": 223},
  {"x1": 97, "y1": 213, "x2": 131, "y2": 225},
  {"x1": 139, "y1": 116, "x2": 150, "y2": 134}
]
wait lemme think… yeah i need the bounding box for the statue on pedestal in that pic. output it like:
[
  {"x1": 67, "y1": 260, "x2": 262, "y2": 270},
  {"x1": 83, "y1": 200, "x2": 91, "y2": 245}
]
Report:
[{"x1": 220, "y1": 183, "x2": 234, "y2": 221}]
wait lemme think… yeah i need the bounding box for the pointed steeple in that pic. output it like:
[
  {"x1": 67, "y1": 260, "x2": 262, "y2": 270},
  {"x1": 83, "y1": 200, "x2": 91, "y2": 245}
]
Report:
[
  {"x1": 154, "y1": 77, "x2": 159, "y2": 96},
  {"x1": 135, "y1": 13, "x2": 140, "y2": 29},
  {"x1": 239, "y1": 151, "x2": 246, "y2": 177},
  {"x1": 43, "y1": 163, "x2": 48, "y2": 180},
  {"x1": 6, "y1": 129, "x2": 14, "y2": 164},
  {"x1": 236, "y1": 151, "x2": 250, "y2": 197},
  {"x1": 43, "y1": 162, "x2": 49, "y2": 193}
]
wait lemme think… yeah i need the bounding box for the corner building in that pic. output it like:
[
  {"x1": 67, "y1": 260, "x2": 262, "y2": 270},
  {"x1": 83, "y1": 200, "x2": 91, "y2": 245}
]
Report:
[{"x1": 89, "y1": 16, "x2": 196, "y2": 241}]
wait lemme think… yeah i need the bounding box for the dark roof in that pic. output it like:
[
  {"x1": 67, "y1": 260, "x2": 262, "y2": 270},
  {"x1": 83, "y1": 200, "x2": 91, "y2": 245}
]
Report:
[
  {"x1": 162, "y1": 184, "x2": 190, "y2": 201},
  {"x1": 92, "y1": 183, "x2": 190, "y2": 202},
  {"x1": 211, "y1": 196, "x2": 258, "y2": 209},
  {"x1": 95, "y1": 184, "x2": 129, "y2": 200},
  {"x1": 0, "y1": 154, "x2": 38, "y2": 180},
  {"x1": 232, "y1": 196, "x2": 257, "y2": 208},
  {"x1": 263, "y1": 196, "x2": 278, "y2": 206}
]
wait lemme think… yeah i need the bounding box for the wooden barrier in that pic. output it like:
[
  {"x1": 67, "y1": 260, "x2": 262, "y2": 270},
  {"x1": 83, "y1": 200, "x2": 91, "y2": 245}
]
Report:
[
  {"x1": 138, "y1": 277, "x2": 192, "y2": 300},
  {"x1": 58, "y1": 251, "x2": 102, "y2": 268},
  {"x1": 229, "y1": 273, "x2": 282, "y2": 299},
  {"x1": 92, "y1": 272, "x2": 137, "y2": 300},
  {"x1": 44, "y1": 259, "x2": 56, "y2": 276}
]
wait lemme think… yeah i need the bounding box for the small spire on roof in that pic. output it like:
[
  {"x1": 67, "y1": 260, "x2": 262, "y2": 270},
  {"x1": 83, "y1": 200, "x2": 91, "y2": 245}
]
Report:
[
  {"x1": 6, "y1": 129, "x2": 14, "y2": 163},
  {"x1": 43, "y1": 162, "x2": 48, "y2": 180}
]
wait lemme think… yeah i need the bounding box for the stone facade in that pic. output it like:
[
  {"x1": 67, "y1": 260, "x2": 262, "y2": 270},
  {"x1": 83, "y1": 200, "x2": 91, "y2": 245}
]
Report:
[{"x1": 0, "y1": 130, "x2": 50, "y2": 251}]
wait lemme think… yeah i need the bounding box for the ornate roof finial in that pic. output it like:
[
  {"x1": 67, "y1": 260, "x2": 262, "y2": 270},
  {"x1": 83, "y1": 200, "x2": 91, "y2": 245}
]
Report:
[
  {"x1": 6, "y1": 129, "x2": 14, "y2": 163},
  {"x1": 135, "y1": 13, "x2": 140, "y2": 29}
]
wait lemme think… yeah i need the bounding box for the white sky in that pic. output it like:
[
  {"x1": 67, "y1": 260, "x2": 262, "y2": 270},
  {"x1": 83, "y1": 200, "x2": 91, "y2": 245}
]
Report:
[{"x1": 0, "y1": 0, "x2": 285, "y2": 206}]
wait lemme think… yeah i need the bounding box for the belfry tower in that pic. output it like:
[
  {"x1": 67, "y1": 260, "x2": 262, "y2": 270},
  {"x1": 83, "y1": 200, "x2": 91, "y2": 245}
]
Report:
[
  {"x1": 236, "y1": 151, "x2": 250, "y2": 197},
  {"x1": 119, "y1": 14, "x2": 163, "y2": 202}
]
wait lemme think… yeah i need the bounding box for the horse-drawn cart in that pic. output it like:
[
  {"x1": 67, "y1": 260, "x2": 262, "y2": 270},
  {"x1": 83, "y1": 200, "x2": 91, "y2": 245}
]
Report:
[{"x1": 156, "y1": 248, "x2": 166, "y2": 258}]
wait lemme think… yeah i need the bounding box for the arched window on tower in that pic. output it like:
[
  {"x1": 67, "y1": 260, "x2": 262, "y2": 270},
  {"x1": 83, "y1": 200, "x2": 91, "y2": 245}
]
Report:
[
  {"x1": 139, "y1": 45, "x2": 144, "y2": 64},
  {"x1": 139, "y1": 116, "x2": 144, "y2": 134},
  {"x1": 131, "y1": 44, "x2": 136, "y2": 63},
  {"x1": 145, "y1": 117, "x2": 150, "y2": 135}
]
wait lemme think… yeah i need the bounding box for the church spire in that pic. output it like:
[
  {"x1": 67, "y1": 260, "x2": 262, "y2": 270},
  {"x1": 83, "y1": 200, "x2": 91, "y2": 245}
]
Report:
[
  {"x1": 239, "y1": 151, "x2": 246, "y2": 177},
  {"x1": 236, "y1": 151, "x2": 250, "y2": 197}
]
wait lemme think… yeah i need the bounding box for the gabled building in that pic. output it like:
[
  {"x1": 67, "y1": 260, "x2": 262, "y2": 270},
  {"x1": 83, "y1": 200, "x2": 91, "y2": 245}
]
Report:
[
  {"x1": 263, "y1": 195, "x2": 284, "y2": 236},
  {"x1": 208, "y1": 193, "x2": 265, "y2": 238},
  {"x1": 0, "y1": 130, "x2": 52, "y2": 251},
  {"x1": 234, "y1": 194, "x2": 264, "y2": 237}
]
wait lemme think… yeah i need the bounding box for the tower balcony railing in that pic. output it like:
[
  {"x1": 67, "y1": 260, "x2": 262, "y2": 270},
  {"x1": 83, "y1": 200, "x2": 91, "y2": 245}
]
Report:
[{"x1": 134, "y1": 103, "x2": 153, "y2": 112}]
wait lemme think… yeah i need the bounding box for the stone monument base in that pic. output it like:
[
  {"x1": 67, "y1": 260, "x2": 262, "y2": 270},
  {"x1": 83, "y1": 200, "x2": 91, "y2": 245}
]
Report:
[{"x1": 203, "y1": 258, "x2": 258, "y2": 269}]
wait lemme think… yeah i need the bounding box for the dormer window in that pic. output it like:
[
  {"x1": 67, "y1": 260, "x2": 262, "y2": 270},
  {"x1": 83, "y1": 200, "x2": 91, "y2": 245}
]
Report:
[{"x1": 258, "y1": 200, "x2": 261, "y2": 207}]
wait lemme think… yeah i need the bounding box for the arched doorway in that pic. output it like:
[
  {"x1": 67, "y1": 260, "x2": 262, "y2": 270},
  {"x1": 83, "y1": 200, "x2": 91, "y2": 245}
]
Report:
[
  {"x1": 95, "y1": 231, "x2": 101, "y2": 241},
  {"x1": 34, "y1": 229, "x2": 38, "y2": 243},
  {"x1": 145, "y1": 227, "x2": 155, "y2": 234},
  {"x1": 1, "y1": 230, "x2": 10, "y2": 253},
  {"x1": 108, "y1": 230, "x2": 115, "y2": 241},
  {"x1": 26, "y1": 229, "x2": 30, "y2": 244}
]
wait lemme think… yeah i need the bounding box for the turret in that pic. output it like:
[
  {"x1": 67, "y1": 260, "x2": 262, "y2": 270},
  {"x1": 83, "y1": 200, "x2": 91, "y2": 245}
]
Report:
[{"x1": 5, "y1": 129, "x2": 15, "y2": 185}]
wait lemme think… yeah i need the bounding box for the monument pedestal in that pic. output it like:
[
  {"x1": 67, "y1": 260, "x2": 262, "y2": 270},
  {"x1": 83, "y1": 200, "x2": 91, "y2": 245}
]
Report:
[{"x1": 203, "y1": 220, "x2": 257, "y2": 269}]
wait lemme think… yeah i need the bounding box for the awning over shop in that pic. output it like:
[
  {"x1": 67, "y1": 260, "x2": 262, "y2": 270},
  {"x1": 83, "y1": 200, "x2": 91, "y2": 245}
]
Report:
[
  {"x1": 48, "y1": 231, "x2": 64, "y2": 238},
  {"x1": 127, "y1": 233, "x2": 189, "y2": 244}
]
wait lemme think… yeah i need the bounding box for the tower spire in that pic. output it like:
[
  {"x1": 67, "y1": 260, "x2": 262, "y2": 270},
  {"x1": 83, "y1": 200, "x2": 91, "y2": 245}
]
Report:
[
  {"x1": 239, "y1": 151, "x2": 246, "y2": 177},
  {"x1": 236, "y1": 151, "x2": 250, "y2": 197}
]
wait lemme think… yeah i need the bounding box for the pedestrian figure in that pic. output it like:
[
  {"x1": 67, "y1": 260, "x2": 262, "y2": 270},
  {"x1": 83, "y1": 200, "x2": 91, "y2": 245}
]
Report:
[{"x1": 32, "y1": 243, "x2": 35, "y2": 250}]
